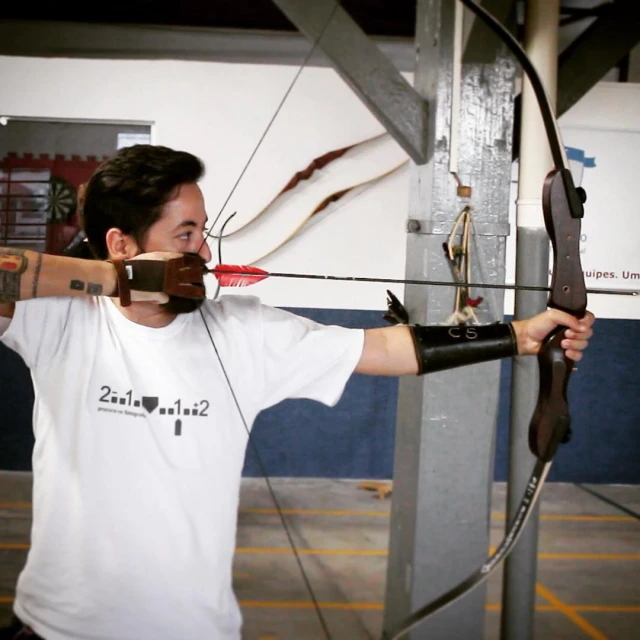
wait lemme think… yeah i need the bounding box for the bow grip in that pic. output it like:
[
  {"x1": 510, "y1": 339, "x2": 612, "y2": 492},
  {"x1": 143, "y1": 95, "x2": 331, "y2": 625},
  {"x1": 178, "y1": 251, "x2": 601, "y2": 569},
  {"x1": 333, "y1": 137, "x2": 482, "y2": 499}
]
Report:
[
  {"x1": 542, "y1": 169, "x2": 587, "y2": 316},
  {"x1": 528, "y1": 326, "x2": 574, "y2": 461}
]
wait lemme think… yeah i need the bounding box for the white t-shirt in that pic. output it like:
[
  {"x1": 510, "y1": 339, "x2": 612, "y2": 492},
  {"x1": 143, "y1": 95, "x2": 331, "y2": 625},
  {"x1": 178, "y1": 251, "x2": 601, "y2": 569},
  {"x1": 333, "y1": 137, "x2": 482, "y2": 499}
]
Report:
[{"x1": 0, "y1": 295, "x2": 364, "y2": 640}]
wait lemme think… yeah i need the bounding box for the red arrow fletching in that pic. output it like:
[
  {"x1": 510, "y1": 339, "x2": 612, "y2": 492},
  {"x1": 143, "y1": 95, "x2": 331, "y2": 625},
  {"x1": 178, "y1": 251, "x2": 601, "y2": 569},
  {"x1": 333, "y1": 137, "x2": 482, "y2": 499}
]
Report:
[{"x1": 210, "y1": 264, "x2": 269, "y2": 287}]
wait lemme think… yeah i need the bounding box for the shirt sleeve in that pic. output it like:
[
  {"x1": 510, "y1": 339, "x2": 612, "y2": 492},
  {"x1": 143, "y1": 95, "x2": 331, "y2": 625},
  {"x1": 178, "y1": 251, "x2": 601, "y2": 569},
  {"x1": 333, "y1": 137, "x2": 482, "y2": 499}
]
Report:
[
  {"x1": 0, "y1": 297, "x2": 75, "y2": 370},
  {"x1": 256, "y1": 303, "x2": 365, "y2": 409}
]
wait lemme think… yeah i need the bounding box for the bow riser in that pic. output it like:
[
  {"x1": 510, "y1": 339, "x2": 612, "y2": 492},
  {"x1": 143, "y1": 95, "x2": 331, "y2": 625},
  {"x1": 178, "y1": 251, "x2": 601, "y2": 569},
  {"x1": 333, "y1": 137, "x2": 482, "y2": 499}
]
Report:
[
  {"x1": 529, "y1": 328, "x2": 573, "y2": 460},
  {"x1": 529, "y1": 168, "x2": 588, "y2": 459},
  {"x1": 543, "y1": 169, "x2": 587, "y2": 316}
]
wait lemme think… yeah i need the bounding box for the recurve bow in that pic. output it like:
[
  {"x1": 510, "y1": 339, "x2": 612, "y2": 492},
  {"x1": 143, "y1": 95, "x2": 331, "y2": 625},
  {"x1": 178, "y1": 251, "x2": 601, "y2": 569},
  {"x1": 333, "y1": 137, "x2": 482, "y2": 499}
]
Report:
[
  {"x1": 194, "y1": 1, "x2": 600, "y2": 638},
  {"x1": 380, "y1": 1, "x2": 588, "y2": 637}
]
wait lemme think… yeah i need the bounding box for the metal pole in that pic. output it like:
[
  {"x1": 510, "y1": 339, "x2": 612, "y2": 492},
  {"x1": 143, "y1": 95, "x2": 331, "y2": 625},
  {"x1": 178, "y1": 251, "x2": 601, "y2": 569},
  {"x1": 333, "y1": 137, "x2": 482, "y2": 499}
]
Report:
[
  {"x1": 501, "y1": 1, "x2": 561, "y2": 639},
  {"x1": 383, "y1": 1, "x2": 516, "y2": 637}
]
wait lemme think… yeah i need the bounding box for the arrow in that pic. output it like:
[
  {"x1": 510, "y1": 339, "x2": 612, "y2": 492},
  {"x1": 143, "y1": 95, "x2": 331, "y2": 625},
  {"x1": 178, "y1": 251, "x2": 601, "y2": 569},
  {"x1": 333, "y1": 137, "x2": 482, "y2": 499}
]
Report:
[{"x1": 208, "y1": 264, "x2": 637, "y2": 296}]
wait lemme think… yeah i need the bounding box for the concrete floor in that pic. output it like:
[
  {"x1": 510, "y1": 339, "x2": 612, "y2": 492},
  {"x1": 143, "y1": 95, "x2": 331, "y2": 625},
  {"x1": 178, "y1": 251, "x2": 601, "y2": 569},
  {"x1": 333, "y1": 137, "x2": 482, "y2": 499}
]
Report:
[{"x1": 0, "y1": 472, "x2": 638, "y2": 639}]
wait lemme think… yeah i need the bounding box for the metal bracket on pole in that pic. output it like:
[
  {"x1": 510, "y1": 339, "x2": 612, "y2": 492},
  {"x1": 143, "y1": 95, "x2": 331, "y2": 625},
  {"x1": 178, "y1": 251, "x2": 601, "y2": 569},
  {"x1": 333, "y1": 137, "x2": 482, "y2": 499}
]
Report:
[{"x1": 408, "y1": 220, "x2": 511, "y2": 236}]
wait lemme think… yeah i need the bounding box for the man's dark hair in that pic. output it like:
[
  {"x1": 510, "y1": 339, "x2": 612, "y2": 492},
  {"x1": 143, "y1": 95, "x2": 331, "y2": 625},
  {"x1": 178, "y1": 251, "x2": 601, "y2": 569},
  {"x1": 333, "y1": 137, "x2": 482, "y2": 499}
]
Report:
[{"x1": 83, "y1": 145, "x2": 205, "y2": 259}]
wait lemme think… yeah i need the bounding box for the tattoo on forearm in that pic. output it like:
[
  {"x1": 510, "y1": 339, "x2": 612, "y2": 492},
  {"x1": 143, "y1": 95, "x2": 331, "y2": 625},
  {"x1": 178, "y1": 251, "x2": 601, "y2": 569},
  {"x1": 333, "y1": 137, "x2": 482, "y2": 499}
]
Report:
[
  {"x1": 69, "y1": 280, "x2": 103, "y2": 296},
  {"x1": 32, "y1": 252, "x2": 43, "y2": 299},
  {"x1": 0, "y1": 249, "x2": 27, "y2": 303}
]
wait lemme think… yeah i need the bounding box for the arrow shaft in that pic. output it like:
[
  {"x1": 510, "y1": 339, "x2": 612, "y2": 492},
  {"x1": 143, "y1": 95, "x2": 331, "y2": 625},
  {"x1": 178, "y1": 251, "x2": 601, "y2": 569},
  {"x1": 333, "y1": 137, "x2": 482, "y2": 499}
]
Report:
[{"x1": 212, "y1": 268, "x2": 637, "y2": 296}]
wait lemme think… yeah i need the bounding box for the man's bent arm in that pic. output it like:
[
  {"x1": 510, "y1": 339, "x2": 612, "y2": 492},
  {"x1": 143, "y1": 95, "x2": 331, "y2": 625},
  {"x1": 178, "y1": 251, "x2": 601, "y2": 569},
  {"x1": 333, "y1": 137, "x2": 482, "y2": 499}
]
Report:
[{"x1": 0, "y1": 247, "x2": 116, "y2": 318}]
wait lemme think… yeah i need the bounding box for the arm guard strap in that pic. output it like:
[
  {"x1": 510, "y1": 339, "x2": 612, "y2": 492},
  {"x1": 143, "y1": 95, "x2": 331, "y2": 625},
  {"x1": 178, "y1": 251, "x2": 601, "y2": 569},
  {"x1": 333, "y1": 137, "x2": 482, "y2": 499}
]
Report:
[{"x1": 409, "y1": 323, "x2": 518, "y2": 375}]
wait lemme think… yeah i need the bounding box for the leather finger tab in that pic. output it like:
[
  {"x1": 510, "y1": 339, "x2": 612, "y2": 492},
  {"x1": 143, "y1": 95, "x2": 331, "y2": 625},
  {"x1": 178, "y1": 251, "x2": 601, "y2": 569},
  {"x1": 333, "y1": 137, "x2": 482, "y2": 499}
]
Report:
[
  {"x1": 164, "y1": 255, "x2": 206, "y2": 299},
  {"x1": 125, "y1": 260, "x2": 166, "y2": 293}
]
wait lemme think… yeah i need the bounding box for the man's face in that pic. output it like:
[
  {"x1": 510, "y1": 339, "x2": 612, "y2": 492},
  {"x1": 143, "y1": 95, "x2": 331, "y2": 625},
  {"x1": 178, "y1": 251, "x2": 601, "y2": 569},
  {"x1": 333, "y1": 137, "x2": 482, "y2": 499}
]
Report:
[
  {"x1": 140, "y1": 182, "x2": 213, "y2": 313},
  {"x1": 141, "y1": 183, "x2": 212, "y2": 263}
]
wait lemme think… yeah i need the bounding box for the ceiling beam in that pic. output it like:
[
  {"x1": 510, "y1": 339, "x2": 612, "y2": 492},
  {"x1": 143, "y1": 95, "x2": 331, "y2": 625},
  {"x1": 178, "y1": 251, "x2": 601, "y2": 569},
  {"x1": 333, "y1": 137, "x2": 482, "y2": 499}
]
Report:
[
  {"x1": 269, "y1": 0, "x2": 429, "y2": 163},
  {"x1": 556, "y1": 0, "x2": 640, "y2": 116},
  {"x1": 0, "y1": 20, "x2": 416, "y2": 71}
]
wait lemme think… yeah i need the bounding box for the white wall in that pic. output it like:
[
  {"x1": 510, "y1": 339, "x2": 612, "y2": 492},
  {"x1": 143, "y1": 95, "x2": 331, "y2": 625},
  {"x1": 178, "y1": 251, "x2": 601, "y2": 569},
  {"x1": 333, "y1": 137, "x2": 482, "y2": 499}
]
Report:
[
  {"x1": 0, "y1": 56, "x2": 409, "y2": 310},
  {"x1": 1, "y1": 55, "x2": 638, "y2": 318}
]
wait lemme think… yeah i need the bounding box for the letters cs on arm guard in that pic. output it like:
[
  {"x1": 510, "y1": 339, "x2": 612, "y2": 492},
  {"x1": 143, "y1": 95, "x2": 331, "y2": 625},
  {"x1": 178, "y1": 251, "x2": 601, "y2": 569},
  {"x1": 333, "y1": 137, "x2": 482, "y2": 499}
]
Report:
[{"x1": 409, "y1": 323, "x2": 517, "y2": 375}]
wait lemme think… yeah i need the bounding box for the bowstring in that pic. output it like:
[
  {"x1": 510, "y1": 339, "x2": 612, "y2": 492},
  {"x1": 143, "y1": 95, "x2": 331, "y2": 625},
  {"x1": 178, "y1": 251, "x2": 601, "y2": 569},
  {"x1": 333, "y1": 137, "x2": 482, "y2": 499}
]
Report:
[
  {"x1": 212, "y1": 211, "x2": 237, "y2": 300},
  {"x1": 197, "y1": 1, "x2": 341, "y2": 258},
  {"x1": 198, "y1": 310, "x2": 333, "y2": 640},
  {"x1": 210, "y1": 213, "x2": 331, "y2": 634},
  {"x1": 196, "y1": 5, "x2": 342, "y2": 639}
]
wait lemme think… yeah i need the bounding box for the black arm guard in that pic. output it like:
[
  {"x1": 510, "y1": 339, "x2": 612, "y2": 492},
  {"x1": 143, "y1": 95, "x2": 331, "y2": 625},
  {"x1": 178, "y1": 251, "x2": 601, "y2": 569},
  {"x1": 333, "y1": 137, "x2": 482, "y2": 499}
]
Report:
[{"x1": 409, "y1": 323, "x2": 518, "y2": 375}]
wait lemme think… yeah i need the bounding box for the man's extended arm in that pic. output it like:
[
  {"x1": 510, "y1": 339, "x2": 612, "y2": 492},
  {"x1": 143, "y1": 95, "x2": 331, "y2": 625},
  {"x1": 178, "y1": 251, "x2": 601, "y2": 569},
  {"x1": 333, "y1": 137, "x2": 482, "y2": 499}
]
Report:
[
  {"x1": 0, "y1": 247, "x2": 117, "y2": 318},
  {"x1": 356, "y1": 309, "x2": 595, "y2": 377}
]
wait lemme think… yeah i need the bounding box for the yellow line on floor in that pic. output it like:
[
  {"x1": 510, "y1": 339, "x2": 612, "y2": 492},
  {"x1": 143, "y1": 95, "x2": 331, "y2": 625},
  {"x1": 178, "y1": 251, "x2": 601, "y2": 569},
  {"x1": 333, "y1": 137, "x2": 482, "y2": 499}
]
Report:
[
  {"x1": 240, "y1": 603, "x2": 637, "y2": 613},
  {"x1": 0, "y1": 543, "x2": 29, "y2": 549},
  {"x1": 575, "y1": 606, "x2": 640, "y2": 612},
  {"x1": 536, "y1": 583, "x2": 609, "y2": 640},
  {"x1": 243, "y1": 508, "x2": 390, "y2": 517},
  {"x1": 240, "y1": 601, "x2": 384, "y2": 610},
  {"x1": 235, "y1": 548, "x2": 388, "y2": 556},
  {"x1": 495, "y1": 514, "x2": 634, "y2": 523},
  {"x1": 239, "y1": 602, "x2": 640, "y2": 613},
  {"x1": 236, "y1": 548, "x2": 640, "y2": 559},
  {"x1": 488, "y1": 547, "x2": 640, "y2": 561},
  {"x1": 1, "y1": 542, "x2": 638, "y2": 560},
  {"x1": 1, "y1": 502, "x2": 636, "y2": 522},
  {"x1": 0, "y1": 595, "x2": 638, "y2": 614},
  {"x1": 244, "y1": 509, "x2": 635, "y2": 522},
  {"x1": 486, "y1": 604, "x2": 556, "y2": 611}
]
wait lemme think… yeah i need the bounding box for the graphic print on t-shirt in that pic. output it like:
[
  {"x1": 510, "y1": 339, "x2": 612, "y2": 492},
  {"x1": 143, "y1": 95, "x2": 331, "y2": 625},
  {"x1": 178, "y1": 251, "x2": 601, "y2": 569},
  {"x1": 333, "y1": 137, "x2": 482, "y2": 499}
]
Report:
[{"x1": 97, "y1": 384, "x2": 210, "y2": 435}]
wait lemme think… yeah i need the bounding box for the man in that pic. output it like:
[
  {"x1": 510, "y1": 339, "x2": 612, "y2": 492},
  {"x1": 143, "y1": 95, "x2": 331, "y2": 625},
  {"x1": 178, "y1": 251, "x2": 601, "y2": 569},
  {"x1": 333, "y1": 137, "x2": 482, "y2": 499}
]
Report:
[{"x1": 0, "y1": 145, "x2": 594, "y2": 640}]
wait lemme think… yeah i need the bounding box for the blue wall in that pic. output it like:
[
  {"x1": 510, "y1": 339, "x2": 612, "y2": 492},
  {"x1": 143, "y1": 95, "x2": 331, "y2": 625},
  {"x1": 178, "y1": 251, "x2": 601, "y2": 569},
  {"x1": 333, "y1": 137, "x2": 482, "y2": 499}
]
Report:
[
  {"x1": 1, "y1": 308, "x2": 638, "y2": 483},
  {"x1": 0, "y1": 340, "x2": 35, "y2": 471}
]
